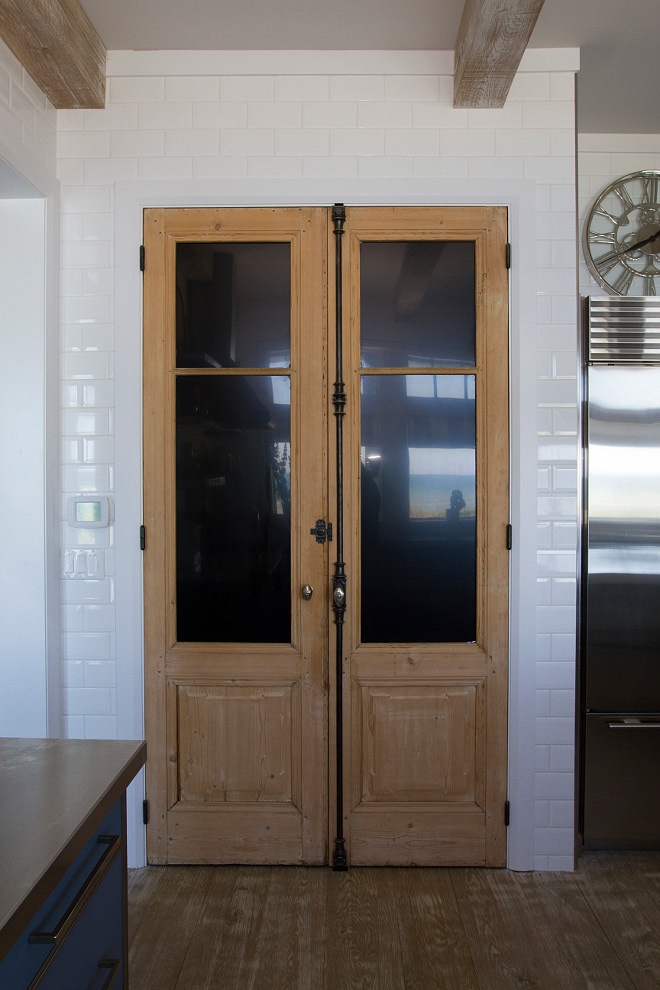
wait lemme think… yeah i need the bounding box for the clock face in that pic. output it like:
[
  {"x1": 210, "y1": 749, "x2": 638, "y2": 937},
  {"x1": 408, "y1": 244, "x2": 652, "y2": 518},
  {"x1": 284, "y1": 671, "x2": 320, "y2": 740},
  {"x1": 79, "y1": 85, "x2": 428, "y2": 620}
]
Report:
[{"x1": 584, "y1": 170, "x2": 660, "y2": 296}]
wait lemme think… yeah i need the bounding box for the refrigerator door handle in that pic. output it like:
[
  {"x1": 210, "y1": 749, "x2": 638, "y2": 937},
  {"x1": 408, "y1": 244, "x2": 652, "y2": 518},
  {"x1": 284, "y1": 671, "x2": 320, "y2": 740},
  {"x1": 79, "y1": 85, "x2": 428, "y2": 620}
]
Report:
[{"x1": 607, "y1": 719, "x2": 660, "y2": 729}]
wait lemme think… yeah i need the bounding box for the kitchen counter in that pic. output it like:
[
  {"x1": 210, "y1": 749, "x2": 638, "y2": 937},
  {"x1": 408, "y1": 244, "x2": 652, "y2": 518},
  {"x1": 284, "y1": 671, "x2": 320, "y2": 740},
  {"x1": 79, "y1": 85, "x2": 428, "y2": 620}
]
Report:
[{"x1": 0, "y1": 737, "x2": 146, "y2": 982}]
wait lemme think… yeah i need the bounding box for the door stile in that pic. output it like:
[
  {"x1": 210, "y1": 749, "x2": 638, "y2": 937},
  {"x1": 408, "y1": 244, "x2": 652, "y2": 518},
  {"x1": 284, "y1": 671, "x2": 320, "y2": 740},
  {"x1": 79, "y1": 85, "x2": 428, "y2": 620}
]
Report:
[
  {"x1": 340, "y1": 214, "x2": 363, "y2": 865},
  {"x1": 481, "y1": 207, "x2": 510, "y2": 865},
  {"x1": 297, "y1": 208, "x2": 330, "y2": 864},
  {"x1": 143, "y1": 208, "x2": 169, "y2": 864},
  {"x1": 326, "y1": 212, "x2": 339, "y2": 865}
]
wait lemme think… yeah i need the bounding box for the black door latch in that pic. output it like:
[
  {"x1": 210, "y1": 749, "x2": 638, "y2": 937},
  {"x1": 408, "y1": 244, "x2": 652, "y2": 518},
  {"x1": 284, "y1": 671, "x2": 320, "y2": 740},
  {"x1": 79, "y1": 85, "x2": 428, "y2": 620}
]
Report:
[{"x1": 310, "y1": 519, "x2": 333, "y2": 544}]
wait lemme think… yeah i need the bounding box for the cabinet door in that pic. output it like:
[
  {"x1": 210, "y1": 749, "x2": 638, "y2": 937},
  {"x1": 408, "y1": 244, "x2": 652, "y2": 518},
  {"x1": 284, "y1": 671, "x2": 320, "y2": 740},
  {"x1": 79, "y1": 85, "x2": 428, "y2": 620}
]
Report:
[
  {"x1": 0, "y1": 800, "x2": 126, "y2": 990},
  {"x1": 33, "y1": 854, "x2": 124, "y2": 989}
]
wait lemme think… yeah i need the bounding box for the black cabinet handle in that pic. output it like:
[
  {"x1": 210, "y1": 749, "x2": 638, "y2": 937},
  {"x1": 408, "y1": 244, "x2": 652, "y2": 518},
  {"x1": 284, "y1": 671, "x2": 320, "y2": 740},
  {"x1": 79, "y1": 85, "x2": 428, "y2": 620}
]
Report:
[
  {"x1": 99, "y1": 958, "x2": 121, "y2": 989},
  {"x1": 608, "y1": 720, "x2": 660, "y2": 729},
  {"x1": 29, "y1": 835, "x2": 121, "y2": 946}
]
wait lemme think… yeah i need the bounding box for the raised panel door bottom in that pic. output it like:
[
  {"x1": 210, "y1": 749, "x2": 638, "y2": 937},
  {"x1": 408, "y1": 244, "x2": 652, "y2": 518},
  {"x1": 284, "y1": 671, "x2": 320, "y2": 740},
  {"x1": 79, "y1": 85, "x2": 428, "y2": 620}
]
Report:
[
  {"x1": 353, "y1": 679, "x2": 486, "y2": 808},
  {"x1": 174, "y1": 680, "x2": 301, "y2": 808}
]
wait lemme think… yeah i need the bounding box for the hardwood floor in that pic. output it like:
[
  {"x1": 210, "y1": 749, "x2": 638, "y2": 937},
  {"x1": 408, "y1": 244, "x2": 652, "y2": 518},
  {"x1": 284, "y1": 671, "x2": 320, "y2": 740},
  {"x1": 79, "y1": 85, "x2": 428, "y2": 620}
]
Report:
[{"x1": 127, "y1": 853, "x2": 660, "y2": 989}]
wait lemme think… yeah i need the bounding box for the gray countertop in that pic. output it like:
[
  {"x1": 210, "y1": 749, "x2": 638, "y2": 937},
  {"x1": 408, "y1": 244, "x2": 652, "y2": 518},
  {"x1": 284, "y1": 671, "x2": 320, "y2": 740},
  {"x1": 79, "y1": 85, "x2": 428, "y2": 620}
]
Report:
[{"x1": 0, "y1": 737, "x2": 146, "y2": 962}]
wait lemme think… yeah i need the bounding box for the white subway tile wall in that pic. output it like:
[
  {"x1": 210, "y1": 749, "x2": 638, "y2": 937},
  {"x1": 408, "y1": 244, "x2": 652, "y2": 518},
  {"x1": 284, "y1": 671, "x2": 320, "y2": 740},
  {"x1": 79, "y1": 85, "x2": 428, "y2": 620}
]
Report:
[
  {"x1": 31, "y1": 53, "x2": 576, "y2": 866},
  {"x1": 0, "y1": 38, "x2": 56, "y2": 167}
]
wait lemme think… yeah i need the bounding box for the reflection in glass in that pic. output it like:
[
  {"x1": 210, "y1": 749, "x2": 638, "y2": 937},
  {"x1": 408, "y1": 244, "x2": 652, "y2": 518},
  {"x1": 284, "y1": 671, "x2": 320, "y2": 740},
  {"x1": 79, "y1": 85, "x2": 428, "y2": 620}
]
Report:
[
  {"x1": 361, "y1": 375, "x2": 476, "y2": 643},
  {"x1": 176, "y1": 375, "x2": 291, "y2": 643},
  {"x1": 360, "y1": 241, "x2": 475, "y2": 368},
  {"x1": 176, "y1": 242, "x2": 291, "y2": 369}
]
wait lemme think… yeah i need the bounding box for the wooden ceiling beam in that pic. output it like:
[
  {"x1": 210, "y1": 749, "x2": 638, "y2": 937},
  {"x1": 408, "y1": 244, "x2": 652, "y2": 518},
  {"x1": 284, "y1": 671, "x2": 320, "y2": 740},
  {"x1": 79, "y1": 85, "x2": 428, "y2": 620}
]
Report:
[
  {"x1": 454, "y1": 0, "x2": 546, "y2": 108},
  {"x1": 0, "y1": 0, "x2": 105, "y2": 108}
]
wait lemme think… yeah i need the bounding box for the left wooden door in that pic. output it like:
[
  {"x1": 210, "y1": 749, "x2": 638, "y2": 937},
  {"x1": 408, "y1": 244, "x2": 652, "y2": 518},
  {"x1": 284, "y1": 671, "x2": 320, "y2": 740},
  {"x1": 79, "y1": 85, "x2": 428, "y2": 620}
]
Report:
[{"x1": 143, "y1": 208, "x2": 328, "y2": 864}]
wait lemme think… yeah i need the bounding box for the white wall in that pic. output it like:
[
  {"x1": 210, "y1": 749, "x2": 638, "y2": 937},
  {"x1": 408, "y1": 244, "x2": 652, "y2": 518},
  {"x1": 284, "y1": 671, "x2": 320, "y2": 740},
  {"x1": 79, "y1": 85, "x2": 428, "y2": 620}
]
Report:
[
  {"x1": 0, "y1": 39, "x2": 59, "y2": 737},
  {"x1": 0, "y1": 198, "x2": 48, "y2": 734},
  {"x1": 55, "y1": 47, "x2": 580, "y2": 870}
]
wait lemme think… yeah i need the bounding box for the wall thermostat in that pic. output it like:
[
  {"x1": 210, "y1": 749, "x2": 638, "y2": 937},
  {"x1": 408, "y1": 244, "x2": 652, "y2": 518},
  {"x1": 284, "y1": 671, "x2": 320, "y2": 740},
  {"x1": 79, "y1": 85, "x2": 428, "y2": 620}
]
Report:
[{"x1": 67, "y1": 495, "x2": 111, "y2": 528}]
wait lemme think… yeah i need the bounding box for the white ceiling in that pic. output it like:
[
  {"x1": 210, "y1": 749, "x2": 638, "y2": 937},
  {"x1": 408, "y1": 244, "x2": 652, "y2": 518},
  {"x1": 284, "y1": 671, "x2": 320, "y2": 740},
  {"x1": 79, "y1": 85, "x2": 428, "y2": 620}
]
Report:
[{"x1": 79, "y1": 0, "x2": 659, "y2": 134}]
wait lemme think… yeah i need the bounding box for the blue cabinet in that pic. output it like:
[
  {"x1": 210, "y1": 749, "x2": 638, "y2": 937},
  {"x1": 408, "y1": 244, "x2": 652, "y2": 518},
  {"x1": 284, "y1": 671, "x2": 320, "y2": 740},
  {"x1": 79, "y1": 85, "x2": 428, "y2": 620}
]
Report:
[
  {"x1": 0, "y1": 740, "x2": 146, "y2": 990},
  {"x1": 2, "y1": 800, "x2": 125, "y2": 989}
]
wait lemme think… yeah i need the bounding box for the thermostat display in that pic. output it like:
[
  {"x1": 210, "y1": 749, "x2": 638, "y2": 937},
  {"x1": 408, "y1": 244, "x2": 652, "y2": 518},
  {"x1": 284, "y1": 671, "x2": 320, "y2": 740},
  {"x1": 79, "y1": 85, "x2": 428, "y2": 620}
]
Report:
[{"x1": 67, "y1": 495, "x2": 111, "y2": 528}]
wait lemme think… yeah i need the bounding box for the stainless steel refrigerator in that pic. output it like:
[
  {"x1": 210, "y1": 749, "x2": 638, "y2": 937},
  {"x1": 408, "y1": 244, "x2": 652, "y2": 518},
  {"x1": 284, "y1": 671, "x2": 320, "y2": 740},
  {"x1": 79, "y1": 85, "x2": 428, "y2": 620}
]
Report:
[{"x1": 581, "y1": 297, "x2": 660, "y2": 848}]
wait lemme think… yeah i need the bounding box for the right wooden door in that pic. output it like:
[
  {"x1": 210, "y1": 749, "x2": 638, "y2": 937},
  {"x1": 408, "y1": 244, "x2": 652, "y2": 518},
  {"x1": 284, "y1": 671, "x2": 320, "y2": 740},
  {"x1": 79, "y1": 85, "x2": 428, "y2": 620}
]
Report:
[{"x1": 336, "y1": 207, "x2": 509, "y2": 866}]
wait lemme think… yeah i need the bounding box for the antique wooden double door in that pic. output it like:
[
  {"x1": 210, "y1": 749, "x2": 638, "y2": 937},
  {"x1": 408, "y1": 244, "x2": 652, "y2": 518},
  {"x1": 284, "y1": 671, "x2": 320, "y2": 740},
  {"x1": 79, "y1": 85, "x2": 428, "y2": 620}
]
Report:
[{"x1": 143, "y1": 205, "x2": 509, "y2": 867}]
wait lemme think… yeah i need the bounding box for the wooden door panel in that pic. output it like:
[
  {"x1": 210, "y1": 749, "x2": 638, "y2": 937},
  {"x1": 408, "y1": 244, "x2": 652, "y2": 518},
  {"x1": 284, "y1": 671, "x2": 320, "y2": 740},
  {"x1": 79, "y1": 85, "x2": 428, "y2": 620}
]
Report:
[
  {"x1": 355, "y1": 680, "x2": 485, "y2": 805},
  {"x1": 175, "y1": 681, "x2": 300, "y2": 805}
]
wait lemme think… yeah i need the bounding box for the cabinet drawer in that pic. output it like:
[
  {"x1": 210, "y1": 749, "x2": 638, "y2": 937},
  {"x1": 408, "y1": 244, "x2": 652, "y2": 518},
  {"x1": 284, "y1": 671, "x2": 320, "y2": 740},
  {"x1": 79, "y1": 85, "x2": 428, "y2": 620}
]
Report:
[
  {"x1": 31, "y1": 852, "x2": 124, "y2": 989},
  {"x1": 584, "y1": 713, "x2": 660, "y2": 848},
  {"x1": 0, "y1": 800, "x2": 125, "y2": 990}
]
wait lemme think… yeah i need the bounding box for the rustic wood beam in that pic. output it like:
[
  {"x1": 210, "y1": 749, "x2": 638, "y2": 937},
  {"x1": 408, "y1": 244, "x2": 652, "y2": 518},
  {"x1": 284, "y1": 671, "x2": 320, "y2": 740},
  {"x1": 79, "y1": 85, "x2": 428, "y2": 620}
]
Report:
[
  {"x1": 454, "y1": 0, "x2": 546, "y2": 108},
  {"x1": 0, "y1": 0, "x2": 105, "y2": 108}
]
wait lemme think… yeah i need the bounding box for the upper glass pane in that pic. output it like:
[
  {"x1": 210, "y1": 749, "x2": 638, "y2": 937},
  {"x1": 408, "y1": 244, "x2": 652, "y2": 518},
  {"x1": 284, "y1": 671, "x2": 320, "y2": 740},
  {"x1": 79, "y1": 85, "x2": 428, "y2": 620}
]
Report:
[
  {"x1": 176, "y1": 242, "x2": 291, "y2": 369},
  {"x1": 361, "y1": 374, "x2": 476, "y2": 643},
  {"x1": 176, "y1": 375, "x2": 291, "y2": 644},
  {"x1": 360, "y1": 241, "x2": 476, "y2": 368}
]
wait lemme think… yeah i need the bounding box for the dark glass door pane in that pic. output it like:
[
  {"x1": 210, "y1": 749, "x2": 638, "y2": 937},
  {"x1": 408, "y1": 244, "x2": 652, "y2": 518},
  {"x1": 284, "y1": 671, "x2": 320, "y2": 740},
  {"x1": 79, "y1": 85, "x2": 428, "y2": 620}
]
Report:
[
  {"x1": 176, "y1": 375, "x2": 291, "y2": 643},
  {"x1": 361, "y1": 374, "x2": 476, "y2": 643},
  {"x1": 360, "y1": 241, "x2": 475, "y2": 368},
  {"x1": 176, "y1": 242, "x2": 291, "y2": 369}
]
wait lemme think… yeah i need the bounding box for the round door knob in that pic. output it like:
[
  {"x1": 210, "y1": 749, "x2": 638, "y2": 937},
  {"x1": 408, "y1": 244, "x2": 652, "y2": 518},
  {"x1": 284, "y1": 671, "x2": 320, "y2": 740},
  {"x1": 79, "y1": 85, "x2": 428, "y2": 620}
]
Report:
[{"x1": 302, "y1": 584, "x2": 313, "y2": 600}]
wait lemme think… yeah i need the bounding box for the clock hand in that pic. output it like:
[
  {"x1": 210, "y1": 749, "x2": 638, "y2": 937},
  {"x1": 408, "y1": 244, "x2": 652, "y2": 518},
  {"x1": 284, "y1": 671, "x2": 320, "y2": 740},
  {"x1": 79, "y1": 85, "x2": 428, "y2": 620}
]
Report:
[{"x1": 623, "y1": 228, "x2": 660, "y2": 254}]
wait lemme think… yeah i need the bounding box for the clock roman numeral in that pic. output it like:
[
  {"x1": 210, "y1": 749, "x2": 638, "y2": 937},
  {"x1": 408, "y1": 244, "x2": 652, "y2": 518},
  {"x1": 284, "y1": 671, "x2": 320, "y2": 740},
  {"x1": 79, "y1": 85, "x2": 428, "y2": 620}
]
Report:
[
  {"x1": 589, "y1": 231, "x2": 616, "y2": 245},
  {"x1": 643, "y1": 175, "x2": 659, "y2": 205},
  {"x1": 612, "y1": 268, "x2": 635, "y2": 295},
  {"x1": 595, "y1": 206, "x2": 620, "y2": 225},
  {"x1": 595, "y1": 250, "x2": 622, "y2": 275},
  {"x1": 615, "y1": 184, "x2": 635, "y2": 211}
]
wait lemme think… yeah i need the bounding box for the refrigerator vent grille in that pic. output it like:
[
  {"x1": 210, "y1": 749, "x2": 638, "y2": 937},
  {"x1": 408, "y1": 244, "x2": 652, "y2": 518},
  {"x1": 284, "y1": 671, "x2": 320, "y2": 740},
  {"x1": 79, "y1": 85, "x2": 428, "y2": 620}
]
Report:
[{"x1": 588, "y1": 297, "x2": 660, "y2": 364}]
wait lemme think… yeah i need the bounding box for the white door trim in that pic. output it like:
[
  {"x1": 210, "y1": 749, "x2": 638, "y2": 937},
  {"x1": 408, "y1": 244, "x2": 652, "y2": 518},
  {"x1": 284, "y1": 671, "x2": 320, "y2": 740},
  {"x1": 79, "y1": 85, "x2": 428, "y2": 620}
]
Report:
[{"x1": 115, "y1": 177, "x2": 539, "y2": 870}]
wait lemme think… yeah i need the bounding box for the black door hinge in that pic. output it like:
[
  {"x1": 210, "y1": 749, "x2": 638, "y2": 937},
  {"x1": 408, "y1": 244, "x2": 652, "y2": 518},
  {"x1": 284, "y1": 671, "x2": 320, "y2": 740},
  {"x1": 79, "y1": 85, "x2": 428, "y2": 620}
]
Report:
[
  {"x1": 310, "y1": 519, "x2": 332, "y2": 544},
  {"x1": 140, "y1": 245, "x2": 145, "y2": 272},
  {"x1": 505, "y1": 243, "x2": 511, "y2": 269},
  {"x1": 506, "y1": 524, "x2": 512, "y2": 550},
  {"x1": 504, "y1": 800, "x2": 510, "y2": 827},
  {"x1": 143, "y1": 799, "x2": 149, "y2": 825},
  {"x1": 140, "y1": 525, "x2": 146, "y2": 550}
]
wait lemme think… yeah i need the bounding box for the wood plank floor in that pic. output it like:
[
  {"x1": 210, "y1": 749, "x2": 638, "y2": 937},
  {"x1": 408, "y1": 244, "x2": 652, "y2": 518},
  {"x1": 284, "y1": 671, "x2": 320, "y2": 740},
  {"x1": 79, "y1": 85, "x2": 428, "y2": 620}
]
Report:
[{"x1": 127, "y1": 852, "x2": 660, "y2": 989}]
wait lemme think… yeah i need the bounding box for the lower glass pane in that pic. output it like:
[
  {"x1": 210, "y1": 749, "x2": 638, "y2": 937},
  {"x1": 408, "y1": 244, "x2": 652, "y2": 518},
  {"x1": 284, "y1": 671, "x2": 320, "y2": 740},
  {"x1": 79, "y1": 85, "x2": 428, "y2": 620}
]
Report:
[
  {"x1": 176, "y1": 375, "x2": 291, "y2": 643},
  {"x1": 361, "y1": 374, "x2": 476, "y2": 643}
]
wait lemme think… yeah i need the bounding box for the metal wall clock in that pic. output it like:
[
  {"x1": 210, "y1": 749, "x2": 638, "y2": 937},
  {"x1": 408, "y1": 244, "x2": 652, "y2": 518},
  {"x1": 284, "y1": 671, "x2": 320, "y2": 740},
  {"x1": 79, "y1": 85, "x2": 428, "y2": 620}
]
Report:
[{"x1": 583, "y1": 170, "x2": 660, "y2": 295}]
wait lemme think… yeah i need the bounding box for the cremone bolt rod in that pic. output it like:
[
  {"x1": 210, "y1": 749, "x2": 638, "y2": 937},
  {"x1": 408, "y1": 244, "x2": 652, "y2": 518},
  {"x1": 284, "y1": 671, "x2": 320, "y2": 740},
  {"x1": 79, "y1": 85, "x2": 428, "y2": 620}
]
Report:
[{"x1": 331, "y1": 204, "x2": 348, "y2": 871}]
